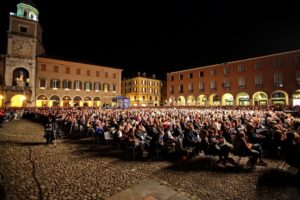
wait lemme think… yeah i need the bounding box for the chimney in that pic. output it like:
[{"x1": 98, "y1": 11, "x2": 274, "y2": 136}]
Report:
[
  {"x1": 143, "y1": 72, "x2": 146, "y2": 77},
  {"x1": 137, "y1": 72, "x2": 141, "y2": 76},
  {"x1": 152, "y1": 74, "x2": 156, "y2": 79}
]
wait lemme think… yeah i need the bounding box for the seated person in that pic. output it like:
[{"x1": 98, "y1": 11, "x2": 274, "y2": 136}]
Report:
[{"x1": 233, "y1": 132, "x2": 268, "y2": 168}]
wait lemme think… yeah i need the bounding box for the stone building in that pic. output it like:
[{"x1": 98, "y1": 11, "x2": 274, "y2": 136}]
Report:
[{"x1": 0, "y1": 0, "x2": 122, "y2": 107}]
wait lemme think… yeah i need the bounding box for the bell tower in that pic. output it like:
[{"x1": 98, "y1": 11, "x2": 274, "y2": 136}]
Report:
[{"x1": 4, "y1": 0, "x2": 45, "y2": 106}]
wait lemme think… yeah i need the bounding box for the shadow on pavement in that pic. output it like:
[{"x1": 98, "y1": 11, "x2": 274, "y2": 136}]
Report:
[
  {"x1": 164, "y1": 157, "x2": 253, "y2": 173},
  {"x1": 257, "y1": 169, "x2": 300, "y2": 187}
]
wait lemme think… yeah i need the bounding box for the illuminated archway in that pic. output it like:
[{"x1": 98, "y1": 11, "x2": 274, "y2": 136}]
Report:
[
  {"x1": 93, "y1": 97, "x2": 102, "y2": 107},
  {"x1": 177, "y1": 96, "x2": 186, "y2": 106},
  {"x1": 209, "y1": 94, "x2": 220, "y2": 106},
  {"x1": 187, "y1": 95, "x2": 196, "y2": 106},
  {"x1": 292, "y1": 90, "x2": 300, "y2": 106},
  {"x1": 73, "y1": 96, "x2": 82, "y2": 107},
  {"x1": 62, "y1": 96, "x2": 72, "y2": 107},
  {"x1": 271, "y1": 90, "x2": 288, "y2": 105},
  {"x1": 0, "y1": 94, "x2": 4, "y2": 107},
  {"x1": 168, "y1": 96, "x2": 176, "y2": 106},
  {"x1": 11, "y1": 94, "x2": 26, "y2": 107},
  {"x1": 222, "y1": 93, "x2": 234, "y2": 106},
  {"x1": 36, "y1": 95, "x2": 48, "y2": 107},
  {"x1": 49, "y1": 95, "x2": 60, "y2": 107},
  {"x1": 197, "y1": 95, "x2": 206, "y2": 106},
  {"x1": 252, "y1": 91, "x2": 268, "y2": 106},
  {"x1": 236, "y1": 92, "x2": 250, "y2": 106},
  {"x1": 84, "y1": 96, "x2": 92, "y2": 107}
]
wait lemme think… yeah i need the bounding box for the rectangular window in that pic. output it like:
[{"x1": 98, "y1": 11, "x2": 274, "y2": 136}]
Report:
[
  {"x1": 295, "y1": 55, "x2": 300, "y2": 64},
  {"x1": 170, "y1": 76, "x2": 174, "y2": 81},
  {"x1": 274, "y1": 73, "x2": 283, "y2": 86},
  {"x1": 63, "y1": 80, "x2": 69, "y2": 89},
  {"x1": 41, "y1": 64, "x2": 46, "y2": 71},
  {"x1": 155, "y1": 88, "x2": 158, "y2": 94},
  {"x1": 238, "y1": 77, "x2": 245, "y2": 88},
  {"x1": 134, "y1": 87, "x2": 137, "y2": 92},
  {"x1": 20, "y1": 26, "x2": 28, "y2": 33},
  {"x1": 96, "y1": 71, "x2": 100, "y2": 77},
  {"x1": 199, "y1": 82, "x2": 204, "y2": 91},
  {"x1": 188, "y1": 73, "x2": 193, "y2": 79},
  {"x1": 94, "y1": 82, "x2": 100, "y2": 91},
  {"x1": 254, "y1": 62, "x2": 262, "y2": 70},
  {"x1": 50, "y1": 79, "x2": 60, "y2": 88},
  {"x1": 112, "y1": 84, "x2": 116, "y2": 92},
  {"x1": 210, "y1": 69, "x2": 216, "y2": 76},
  {"x1": 223, "y1": 79, "x2": 230, "y2": 89},
  {"x1": 296, "y1": 71, "x2": 300, "y2": 85},
  {"x1": 199, "y1": 71, "x2": 204, "y2": 77},
  {"x1": 75, "y1": 81, "x2": 81, "y2": 90},
  {"x1": 255, "y1": 75, "x2": 263, "y2": 88},
  {"x1": 210, "y1": 80, "x2": 216, "y2": 89},
  {"x1": 273, "y1": 59, "x2": 282, "y2": 67},
  {"x1": 238, "y1": 64, "x2": 245, "y2": 72},
  {"x1": 54, "y1": 66, "x2": 59, "y2": 73},
  {"x1": 179, "y1": 84, "x2": 184, "y2": 93},
  {"x1": 170, "y1": 85, "x2": 174, "y2": 93},
  {"x1": 76, "y1": 69, "x2": 81, "y2": 75},
  {"x1": 188, "y1": 83, "x2": 193, "y2": 92},
  {"x1": 149, "y1": 88, "x2": 152, "y2": 93},
  {"x1": 113, "y1": 73, "x2": 116, "y2": 79},
  {"x1": 87, "y1": 70, "x2": 91, "y2": 76},
  {"x1": 66, "y1": 67, "x2": 70, "y2": 74},
  {"x1": 224, "y1": 66, "x2": 230, "y2": 74},
  {"x1": 179, "y1": 74, "x2": 183, "y2": 80},
  {"x1": 39, "y1": 79, "x2": 46, "y2": 88},
  {"x1": 105, "y1": 72, "x2": 108, "y2": 78},
  {"x1": 85, "y1": 82, "x2": 91, "y2": 90},
  {"x1": 142, "y1": 87, "x2": 146, "y2": 93}
]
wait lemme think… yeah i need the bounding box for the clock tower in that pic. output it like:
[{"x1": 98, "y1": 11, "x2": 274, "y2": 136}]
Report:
[{"x1": 4, "y1": 0, "x2": 45, "y2": 106}]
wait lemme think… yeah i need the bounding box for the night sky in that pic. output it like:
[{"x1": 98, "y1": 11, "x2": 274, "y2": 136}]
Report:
[{"x1": 1, "y1": 0, "x2": 300, "y2": 79}]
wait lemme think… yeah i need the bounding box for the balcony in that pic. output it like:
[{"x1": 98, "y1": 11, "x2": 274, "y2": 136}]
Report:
[{"x1": 3, "y1": 86, "x2": 32, "y2": 91}]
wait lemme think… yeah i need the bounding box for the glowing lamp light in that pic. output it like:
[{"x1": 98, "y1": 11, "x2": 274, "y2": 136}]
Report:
[{"x1": 0, "y1": 95, "x2": 3, "y2": 99}]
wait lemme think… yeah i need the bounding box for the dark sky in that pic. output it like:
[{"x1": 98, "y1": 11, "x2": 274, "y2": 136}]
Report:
[{"x1": 1, "y1": 0, "x2": 300, "y2": 79}]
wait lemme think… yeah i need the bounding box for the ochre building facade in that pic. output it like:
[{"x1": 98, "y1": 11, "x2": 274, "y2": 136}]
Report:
[{"x1": 121, "y1": 74, "x2": 163, "y2": 106}]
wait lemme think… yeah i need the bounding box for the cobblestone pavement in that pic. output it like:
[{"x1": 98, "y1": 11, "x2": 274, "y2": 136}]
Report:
[{"x1": 0, "y1": 120, "x2": 299, "y2": 200}]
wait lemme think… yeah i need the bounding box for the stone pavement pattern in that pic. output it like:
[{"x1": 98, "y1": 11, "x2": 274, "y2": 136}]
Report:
[{"x1": 0, "y1": 119, "x2": 299, "y2": 200}]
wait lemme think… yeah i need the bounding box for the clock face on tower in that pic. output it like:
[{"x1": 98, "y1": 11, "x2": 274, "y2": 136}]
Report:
[{"x1": 12, "y1": 39, "x2": 33, "y2": 57}]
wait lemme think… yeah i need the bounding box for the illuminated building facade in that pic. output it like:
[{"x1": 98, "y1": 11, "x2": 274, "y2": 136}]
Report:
[
  {"x1": 121, "y1": 73, "x2": 163, "y2": 106},
  {"x1": 167, "y1": 50, "x2": 300, "y2": 106},
  {"x1": 0, "y1": 1, "x2": 122, "y2": 107}
]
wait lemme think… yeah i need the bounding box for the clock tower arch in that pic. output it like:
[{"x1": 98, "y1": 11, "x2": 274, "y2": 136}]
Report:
[{"x1": 4, "y1": 0, "x2": 44, "y2": 106}]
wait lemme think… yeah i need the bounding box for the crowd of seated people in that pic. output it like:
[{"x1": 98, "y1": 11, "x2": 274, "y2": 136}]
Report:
[{"x1": 14, "y1": 106, "x2": 300, "y2": 172}]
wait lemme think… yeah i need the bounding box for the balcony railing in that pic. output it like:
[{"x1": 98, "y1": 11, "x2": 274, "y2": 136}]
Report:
[{"x1": 3, "y1": 86, "x2": 31, "y2": 91}]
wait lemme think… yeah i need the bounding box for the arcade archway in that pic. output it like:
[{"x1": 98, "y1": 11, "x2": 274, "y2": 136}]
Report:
[
  {"x1": 11, "y1": 94, "x2": 26, "y2": 107},
  {"x1": 49, "y1": 95, "x2": 60, "y2": 107},
  {"x1": 73, "y1": 96, "x2": 82, "y2": 107},
  {"x1": 187, "y1": 95, "x2": 196, "y2": 106},
  {"x1": 236, "y1": 92, "x2": 250, "y2": 106},
  {"x1": 62, "y1": 96, "x2": 72, "y2": 107},
  {"x1": 271, "y1": 90, "x2": 288, "y2": 105},
  {"x1": 222, "y1": 93, "x2": 234, "y2": 106},
  {"x1": 93, "y1": 97, "x2": 102, "y2": 107},
  {"x1": 197, "y1": 95, "x2": 206, "y2": 106},
  {"x1": 84, "y1": 96, "x2": 92, "y2": 107},
  {"x1": 177, "y1": 96, "x2": 186, "y2": 106},
  {"x1": 253, "y1": 91, "x2": 268, "y2": 106},
  {"x1": 209, "y1": 94, "x2": 220, "y2": 106},
  {"x1": 36, "y1": 95, "x2": 48, "y2": 107}
]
